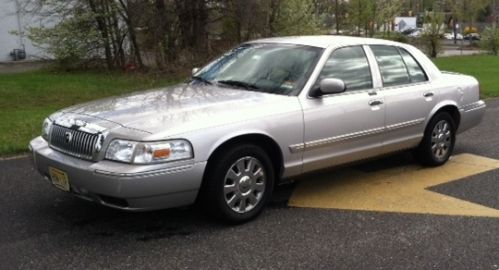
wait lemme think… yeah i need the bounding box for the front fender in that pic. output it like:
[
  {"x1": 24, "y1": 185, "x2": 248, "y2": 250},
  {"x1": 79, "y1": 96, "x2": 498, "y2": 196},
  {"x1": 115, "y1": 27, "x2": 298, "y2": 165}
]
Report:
[{"x1": 207, "y1": 129, "x2": 279, "y2": 159}]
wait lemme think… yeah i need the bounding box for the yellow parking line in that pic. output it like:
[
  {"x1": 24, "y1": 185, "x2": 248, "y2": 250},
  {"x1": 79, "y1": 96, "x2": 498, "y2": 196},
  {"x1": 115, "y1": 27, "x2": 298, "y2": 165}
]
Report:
[{"x1": 288, "y1": 154, "x2": 499, "y2": 218}]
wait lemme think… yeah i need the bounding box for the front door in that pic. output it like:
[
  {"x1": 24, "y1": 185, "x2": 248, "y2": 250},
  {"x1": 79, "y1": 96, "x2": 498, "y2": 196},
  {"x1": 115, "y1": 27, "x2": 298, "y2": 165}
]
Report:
[{"x1": 300, "y1": 46, "x2": 386, "y2": 173}]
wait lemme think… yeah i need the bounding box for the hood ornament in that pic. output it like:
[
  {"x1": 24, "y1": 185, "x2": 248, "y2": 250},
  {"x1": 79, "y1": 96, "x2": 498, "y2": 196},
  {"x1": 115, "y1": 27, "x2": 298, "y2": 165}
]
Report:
[
  {"x1": 65, "y1": 132, "x2": 73, "y2": 143},
  {"x1": 70, "y1": 119, "x2": 87, "y2": 130}
]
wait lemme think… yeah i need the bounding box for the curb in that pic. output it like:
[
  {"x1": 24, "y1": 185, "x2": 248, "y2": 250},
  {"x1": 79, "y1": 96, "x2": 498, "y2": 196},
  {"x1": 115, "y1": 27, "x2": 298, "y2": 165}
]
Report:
[{"x1": 0, "y1": 153, "x2": 30, "y2": 161}]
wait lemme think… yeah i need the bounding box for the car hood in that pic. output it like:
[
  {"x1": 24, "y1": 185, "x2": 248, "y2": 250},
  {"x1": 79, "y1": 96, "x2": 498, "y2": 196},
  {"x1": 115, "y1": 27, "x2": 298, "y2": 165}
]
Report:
[{"x1": 57, "y1": 83, "x2": 299, "y2": 136}]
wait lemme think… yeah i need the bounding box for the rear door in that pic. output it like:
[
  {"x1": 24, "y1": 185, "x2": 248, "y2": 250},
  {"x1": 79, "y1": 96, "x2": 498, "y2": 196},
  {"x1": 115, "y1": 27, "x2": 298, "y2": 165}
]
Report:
[{"x1": 368, "y1": 45, "x2": 436, "y2": 152}]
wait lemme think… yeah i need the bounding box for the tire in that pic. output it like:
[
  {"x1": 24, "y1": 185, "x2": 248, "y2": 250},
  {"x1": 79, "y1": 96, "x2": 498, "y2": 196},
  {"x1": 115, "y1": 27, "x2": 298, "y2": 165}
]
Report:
[
  {"x1": 200, "y1": 144, "x2": 275, "y2": 223},
  {"x1": 415, "y1": 112, "x2": 456, "y2": 166}
]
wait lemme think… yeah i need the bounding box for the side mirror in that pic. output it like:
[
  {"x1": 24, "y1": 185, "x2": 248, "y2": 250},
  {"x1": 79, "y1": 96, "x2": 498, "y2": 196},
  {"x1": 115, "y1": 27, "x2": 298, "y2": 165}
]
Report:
[
  {"x1": 311, "y1": 78, "x2": 346, "y2": 97},
  {"x1": 192, "y1": 67, "x2": 200, "y2": 76}
]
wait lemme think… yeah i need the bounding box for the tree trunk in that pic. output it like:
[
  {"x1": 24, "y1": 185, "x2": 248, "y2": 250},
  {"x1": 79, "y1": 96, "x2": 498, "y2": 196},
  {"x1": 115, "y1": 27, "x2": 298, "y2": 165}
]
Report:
[
  {"x1": 155, "y1": 0, "x2": 168, "y2": 69},
  {"x1": 174, "y1": 0, "x2": 207, "y2": 53},
  {"x1": 268, "y1": 0, "x2": 280, "y2": 36},
  {"x1": 174, "y1": 0, "x2": 194, "y2": 48},
  {"x1": 192, "y1": 0, "x2": 208, "y2": 51},
  {"x1": 88, "y1": 0, "x2": 113, "y2": 70},
  {"x1": 117, "y1": 0, "x2": 144, "y2": 69},
  {"x1": 335, "y1": 0, "x2": 340, "y2": 34},
  {"x1": 104, "y1": 0, "x2": 124, "y2": 68}
]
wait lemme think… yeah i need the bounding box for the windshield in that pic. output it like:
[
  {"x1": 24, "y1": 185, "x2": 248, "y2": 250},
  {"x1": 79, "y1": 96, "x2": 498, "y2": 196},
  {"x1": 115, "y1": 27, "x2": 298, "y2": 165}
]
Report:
[{"x1": 193, "y1": 43, "x2": 323, "y2": 95}]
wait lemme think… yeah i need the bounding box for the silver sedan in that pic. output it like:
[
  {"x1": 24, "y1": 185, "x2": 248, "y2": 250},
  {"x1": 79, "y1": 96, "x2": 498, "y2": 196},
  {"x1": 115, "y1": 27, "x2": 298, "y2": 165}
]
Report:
[{"x1": 30, "y1": 36, "x2": 485, "y2": 223}]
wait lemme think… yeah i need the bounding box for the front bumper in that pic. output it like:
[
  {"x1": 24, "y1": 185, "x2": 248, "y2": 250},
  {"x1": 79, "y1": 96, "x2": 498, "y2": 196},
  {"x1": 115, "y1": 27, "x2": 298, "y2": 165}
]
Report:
[
  {"x1": 458, "y1": 100, "x2": 487, "y2": 134},
  {"x1": 29, "y1": 136, "x2": 207, "y2": 211}
]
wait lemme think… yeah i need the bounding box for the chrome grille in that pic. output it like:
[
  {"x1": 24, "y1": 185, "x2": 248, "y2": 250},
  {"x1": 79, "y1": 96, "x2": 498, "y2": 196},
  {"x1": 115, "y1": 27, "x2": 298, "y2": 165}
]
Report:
[{"x1": 49, "y1": 124, "x2": 98, "y2": 160}]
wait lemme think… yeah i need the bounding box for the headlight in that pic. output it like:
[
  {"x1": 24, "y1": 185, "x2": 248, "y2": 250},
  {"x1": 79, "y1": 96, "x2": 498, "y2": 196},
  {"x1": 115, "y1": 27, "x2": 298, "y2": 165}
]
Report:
[
  {"x1": 42, "y1": 118, "x2": 52, "y2": 141},
  {"x1": 105, "y1": 139, "x2": 193, "y2": 164}
]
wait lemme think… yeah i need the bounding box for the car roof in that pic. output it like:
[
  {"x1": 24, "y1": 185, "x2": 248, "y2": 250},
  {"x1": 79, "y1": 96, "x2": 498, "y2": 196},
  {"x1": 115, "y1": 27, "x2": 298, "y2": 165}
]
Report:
[{"x1": 246, "y1": 35, "x2": 402, "y2": 49}]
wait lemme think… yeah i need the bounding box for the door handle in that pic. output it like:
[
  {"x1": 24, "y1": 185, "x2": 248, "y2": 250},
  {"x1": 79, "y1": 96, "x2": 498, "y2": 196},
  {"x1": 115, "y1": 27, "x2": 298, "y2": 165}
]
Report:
[
  {"x1": 368, "y1": 90, "x2": 377, "y2": 96},
  {"x1": 369, "y1": 100, "x2": 384, "y2": 106},
  {"x1": 424, "y1": 92, "x2": 435, "y2": 98}
]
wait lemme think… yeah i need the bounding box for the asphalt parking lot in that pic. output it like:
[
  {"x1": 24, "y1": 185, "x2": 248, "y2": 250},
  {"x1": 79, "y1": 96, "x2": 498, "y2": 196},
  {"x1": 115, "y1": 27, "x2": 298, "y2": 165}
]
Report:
[{"x1": 1, "y1": 99, "x2": 499, "y2": 270}]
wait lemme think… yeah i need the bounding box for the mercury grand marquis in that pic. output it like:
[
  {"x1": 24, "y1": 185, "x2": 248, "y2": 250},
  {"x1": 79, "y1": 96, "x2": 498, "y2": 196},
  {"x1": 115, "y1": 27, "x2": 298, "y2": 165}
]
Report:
[{"x1": 30, "y1": 36, "x2": 486, "y2": 223}]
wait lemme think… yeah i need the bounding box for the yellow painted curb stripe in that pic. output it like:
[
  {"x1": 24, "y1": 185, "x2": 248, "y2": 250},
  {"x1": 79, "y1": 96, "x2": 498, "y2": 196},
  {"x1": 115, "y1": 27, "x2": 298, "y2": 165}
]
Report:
[{"x1": 289, "y1": 154, "x2": 499, "y2": 218}]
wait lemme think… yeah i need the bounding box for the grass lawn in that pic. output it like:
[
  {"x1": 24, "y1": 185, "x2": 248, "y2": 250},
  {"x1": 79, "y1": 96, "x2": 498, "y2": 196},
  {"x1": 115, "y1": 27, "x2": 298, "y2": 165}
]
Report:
[
  {"x1": 433, "y1": 55, "x2": 499, "y2": 98},
  {"x1": 0, "y1": 71, "x2": 182, "y2": 156}
]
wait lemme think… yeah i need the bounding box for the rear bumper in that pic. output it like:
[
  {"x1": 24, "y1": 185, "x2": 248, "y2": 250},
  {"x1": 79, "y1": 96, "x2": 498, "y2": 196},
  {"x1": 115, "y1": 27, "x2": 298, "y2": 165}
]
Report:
[
  {"x1": 29, "y1": 136, "x2": 207, "y2": 211},
  {"x1": 458, "y1": 100, "x2": 486, "y2": 134}
]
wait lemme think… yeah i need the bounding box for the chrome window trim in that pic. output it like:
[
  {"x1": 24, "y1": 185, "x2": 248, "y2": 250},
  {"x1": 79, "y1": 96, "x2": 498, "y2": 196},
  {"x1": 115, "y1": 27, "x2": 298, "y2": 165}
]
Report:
[
  {"x1": 365, "y1": 45, "x2": 432, "y2": 90},
  {"x1": 303, "y1": 44, "x2": 376, "y2": 100},
  {"x1": 302, "y1": 43, "x2": 433, "y2": 100},
  {"x1": 363, "y1": 44, "x2": 383, "y2": 89},
  {"x1": 397, "y1": 47, "x2": 429, "y2": 84},
  {"x1": 369, "y1": 45, "x2": 412, "y2": 88},
  {"x1": 300, "y1": 44, "x2": 336, "y2": 99},
  {"x1": 377, "y1": 80, "x2": 432, "y2": 92}
]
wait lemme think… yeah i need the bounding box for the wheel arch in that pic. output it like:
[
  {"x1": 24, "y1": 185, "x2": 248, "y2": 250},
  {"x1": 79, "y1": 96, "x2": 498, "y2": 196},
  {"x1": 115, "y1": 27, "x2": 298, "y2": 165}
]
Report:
[
  {"x1": 427, "y1": 102, "x2": 461, "y2": 130},
  {"x1": 204, "y1": 132, "x2": 285, "y2": 182}
]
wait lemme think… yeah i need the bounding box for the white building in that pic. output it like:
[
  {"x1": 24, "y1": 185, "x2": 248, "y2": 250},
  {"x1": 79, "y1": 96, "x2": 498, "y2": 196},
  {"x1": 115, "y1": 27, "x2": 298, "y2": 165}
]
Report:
[
  {"x1": 0, "y1": 0, "x2": 45, "y2": 62},
  {"x1": 394, "y1": 17, "x2": 417, "y2": 32}
]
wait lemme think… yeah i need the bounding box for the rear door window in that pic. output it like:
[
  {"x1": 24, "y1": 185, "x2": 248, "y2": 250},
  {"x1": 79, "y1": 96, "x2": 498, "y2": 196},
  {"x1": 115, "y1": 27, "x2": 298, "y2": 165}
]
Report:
[{"x1": 370, "y1": 45, "x2": 411, "y2": 87}]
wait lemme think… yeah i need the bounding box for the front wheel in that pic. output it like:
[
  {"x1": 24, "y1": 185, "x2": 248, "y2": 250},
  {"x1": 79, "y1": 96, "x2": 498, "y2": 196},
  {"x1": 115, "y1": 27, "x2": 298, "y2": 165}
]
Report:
[
  {"x1": 201, "y1": 144, "x2": 275, "y2": 223},
  {"x1": 415, "y1": 112, "x2": 456, "y2": 166}
]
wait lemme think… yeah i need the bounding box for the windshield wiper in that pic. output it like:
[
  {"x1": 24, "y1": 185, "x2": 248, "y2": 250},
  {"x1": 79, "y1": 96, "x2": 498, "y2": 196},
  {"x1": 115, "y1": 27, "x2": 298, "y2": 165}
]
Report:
[
  {"x1": 216, "y1": 80, "x2": 260, "y2": 90},
  {"x1": 191, "y1": 76, "x2": 212, "y2": 85}
]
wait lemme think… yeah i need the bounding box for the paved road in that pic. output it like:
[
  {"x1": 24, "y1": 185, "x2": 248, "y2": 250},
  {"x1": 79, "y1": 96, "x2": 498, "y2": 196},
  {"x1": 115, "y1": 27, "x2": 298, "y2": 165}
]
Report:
[
  {"x1": 439, "y1": 39, "x2": 485, "y2": 57},
  {"x1": 1, "y1": 100, "x2": 498, "y2": 270}
]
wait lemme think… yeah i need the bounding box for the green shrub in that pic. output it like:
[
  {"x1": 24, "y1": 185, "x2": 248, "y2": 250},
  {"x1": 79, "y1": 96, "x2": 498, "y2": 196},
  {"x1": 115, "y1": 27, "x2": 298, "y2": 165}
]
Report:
[
  {"x1": 480, "y1": 27, "x2": 499, "y2": 55},
  {"x1": 27, "y1": 11, "x2": 102, "y2": 70}
]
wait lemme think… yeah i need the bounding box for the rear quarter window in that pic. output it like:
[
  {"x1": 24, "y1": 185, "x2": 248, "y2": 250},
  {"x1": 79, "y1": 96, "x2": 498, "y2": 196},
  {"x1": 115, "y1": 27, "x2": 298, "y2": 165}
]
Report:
[{"x1": 399, "y1": 48, "x2": 428, "y2": 83}]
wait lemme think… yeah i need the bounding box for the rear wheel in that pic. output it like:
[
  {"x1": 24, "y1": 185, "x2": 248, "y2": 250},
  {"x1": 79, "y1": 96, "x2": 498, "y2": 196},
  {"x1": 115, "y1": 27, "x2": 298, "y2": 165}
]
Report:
[
  {"x1": 201, "y1": 144, "x2": 275, "y2": 223},
  {"x1": 415, "y1": 112, "x2": 456, "y2": 166}
]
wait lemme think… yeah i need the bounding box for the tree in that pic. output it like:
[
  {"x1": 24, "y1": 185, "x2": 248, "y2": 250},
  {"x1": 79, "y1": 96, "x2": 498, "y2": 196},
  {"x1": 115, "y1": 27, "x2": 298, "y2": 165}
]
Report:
[
  {"x1": 23, "y1": 0, "x2": 148, "y2": 70},
  {"x1": 374, "y1": 0, "x2": 403, "y2": 35},
  {"x1": 332, "y1": 0, "x2": 347, "y2": 34},
  {"x1": 450, "y1": 0, "x2": 491, "y2": 30},
  {"x1": 348, "y1": 0, "x2": 375, "y2": 36},
  {"x1": 313, "y1": 0, "x2": 347, "y2": 35},
  {"x1": 25, "y1": 1, "x2": 105, "y2": 69},
  {"x1": 480, "y1": 26, "x2": 499, "y2": 55},
  {"x1": 422, "y1": 11, "x2": 445, "y2": 58},
  {"x1": 23, "y1": 0, "x2": 434, "y2": 71},
  {"x1": 271, "y1": 0, "x2": 322, "y2": 36}
]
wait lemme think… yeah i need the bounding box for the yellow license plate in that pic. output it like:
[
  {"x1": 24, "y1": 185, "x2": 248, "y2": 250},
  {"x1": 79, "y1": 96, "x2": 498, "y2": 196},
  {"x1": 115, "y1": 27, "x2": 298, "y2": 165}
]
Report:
[{"x1": 48, "y1": 167, "x2": 70, "y2": 192}]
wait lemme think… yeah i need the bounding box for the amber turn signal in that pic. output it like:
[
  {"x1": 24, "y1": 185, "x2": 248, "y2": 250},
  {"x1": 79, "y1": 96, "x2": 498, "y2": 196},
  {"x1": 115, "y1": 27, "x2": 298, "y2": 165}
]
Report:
[{"x1": 153, "y1": 148, "x2": 171, "y2": 159}]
